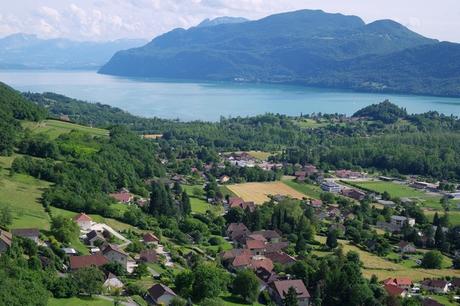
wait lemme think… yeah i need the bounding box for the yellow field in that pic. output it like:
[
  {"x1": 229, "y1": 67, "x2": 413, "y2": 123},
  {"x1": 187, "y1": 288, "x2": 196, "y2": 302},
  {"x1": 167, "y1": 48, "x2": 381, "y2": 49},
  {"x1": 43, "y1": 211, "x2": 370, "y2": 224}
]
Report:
[
  {"x1": 227, "y1": 181, "x2": 306, "y2": 204},
  {"x1": 313, "y1": 236, "x2": 460, "y2": 281}
]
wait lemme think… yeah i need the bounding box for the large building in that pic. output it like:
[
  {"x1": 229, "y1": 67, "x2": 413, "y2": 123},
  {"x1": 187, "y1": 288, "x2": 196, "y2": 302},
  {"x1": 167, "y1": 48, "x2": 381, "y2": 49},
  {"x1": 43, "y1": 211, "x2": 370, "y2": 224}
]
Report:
[{"x1": 320, "y1": 181, "x2": 342, "y2": 193}]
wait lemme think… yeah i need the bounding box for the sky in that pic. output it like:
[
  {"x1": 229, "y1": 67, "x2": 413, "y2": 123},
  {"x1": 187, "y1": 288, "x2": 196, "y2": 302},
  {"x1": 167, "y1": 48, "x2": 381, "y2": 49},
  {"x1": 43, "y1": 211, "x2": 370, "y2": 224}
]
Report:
[{"x1": 1, "y1": 0, "x2": 459, "y2": 42}]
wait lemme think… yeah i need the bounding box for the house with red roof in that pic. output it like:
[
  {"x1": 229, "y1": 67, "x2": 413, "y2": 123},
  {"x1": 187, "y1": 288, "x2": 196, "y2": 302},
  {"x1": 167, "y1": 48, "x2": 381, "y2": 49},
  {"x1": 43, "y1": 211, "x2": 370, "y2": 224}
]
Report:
[
  {"x1": 383, "y1": 277, "x2": 413, "y2": 290},
  {"x1": 69, "y1": 255, "x2": 108, "y2": 270},
  {"x1": 73, "y1": 213, "x2": 92, "y2": 231},
  {"x1": 110, "y1": 191, "x2": 133, "y2": 204},
  {"x1": 246, "y1": 239, "x2": 266, "y2": 255},
  {"x1": 143, "y1": 233, "x2": 160, "y2": 245},
  {"x1": 269, "y1": 280, "x2": 310, "y2": 306},
  {"x1": 384, "y1": 284, "x2": 407, "y2": 298}
]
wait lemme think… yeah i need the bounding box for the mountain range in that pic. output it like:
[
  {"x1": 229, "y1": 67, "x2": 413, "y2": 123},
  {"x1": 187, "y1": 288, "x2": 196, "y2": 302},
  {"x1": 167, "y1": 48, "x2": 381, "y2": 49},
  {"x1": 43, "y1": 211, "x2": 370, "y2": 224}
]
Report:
[
  {"x1": 99, "y1": 9, "x2": 460, "y2": 97},
  {"x1": 0, "y1": 34, "x2": 147, "y2": 69}
]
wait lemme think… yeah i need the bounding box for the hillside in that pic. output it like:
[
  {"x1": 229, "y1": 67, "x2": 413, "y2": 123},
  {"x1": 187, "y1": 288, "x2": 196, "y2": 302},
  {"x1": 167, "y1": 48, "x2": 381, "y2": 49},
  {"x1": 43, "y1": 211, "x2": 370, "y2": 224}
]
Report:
[
  {"x1": 0, "y1": 33, "x2": 147, "y2": 69},
  {"x1": 96, "y1": 9, "x2": 460, "y2": 96}
]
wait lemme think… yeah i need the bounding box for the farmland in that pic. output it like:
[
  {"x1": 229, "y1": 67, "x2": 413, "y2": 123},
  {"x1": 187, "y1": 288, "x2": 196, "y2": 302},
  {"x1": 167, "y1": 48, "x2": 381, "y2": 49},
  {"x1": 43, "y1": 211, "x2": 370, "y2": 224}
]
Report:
[
  {"x1": 22, "y1": 119, "x2": 108, "y2": 139},
  {"x1": 227, "y1": 181, "x2": 305, "y2": 204},
  {"x1": 282, "y1": 179, "x2": 322, "y2": 199},
  {"x1": 47, "y1": 297, "x2": 113, "y2": 306},
  {"x1": 0, "y1": 155, "x2": 51, "y2": 229},
  {"x1": 348, "y1": 180, "x2": 425, "y2": 198}
]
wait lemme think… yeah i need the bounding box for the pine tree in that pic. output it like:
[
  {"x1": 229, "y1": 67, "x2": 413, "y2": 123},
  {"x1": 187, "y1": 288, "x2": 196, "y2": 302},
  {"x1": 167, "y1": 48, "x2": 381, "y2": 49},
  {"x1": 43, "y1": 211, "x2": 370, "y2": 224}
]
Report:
[
  {"x1": 434, "y1": 224, "x2": 445, "y2": 249},
  {"x1": 181, "y1": 191, "x2": 191, "y2": 215},
  {"x1": 433, "y1": 212, "x2": 440, "y2": 226},
  {"x1": 326, "y1": 230, "x2": 338, "y2": 249},
  {"x1": 284, "y1": 287, "x2": 299, "y2": 306}
]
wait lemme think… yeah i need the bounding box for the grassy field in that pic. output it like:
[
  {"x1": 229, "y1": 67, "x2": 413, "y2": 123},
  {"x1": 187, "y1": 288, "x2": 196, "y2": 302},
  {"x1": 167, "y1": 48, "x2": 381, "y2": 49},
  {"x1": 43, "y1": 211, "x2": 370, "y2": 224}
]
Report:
[
  {"x1": 246, "y1": 151, "x2": 272, "y2": 161},
  {"x1": 0, "y1": 155, "x2": 51, "y2": 229},
  {"x1": 183, "y1": 185, "x2": 223, "y2": 214},
  {"x1": 313, "y1": 236, "x2": 460, "y2": 281},
  {"x1": 350, "y1": 181, "x2": 425, "y2": 198},
  {"x1": 426, "y1": 295, "x2": 457, "y2": 306},
  {"x1": 48, "y1": 297, "x2": 113, "y2": 306},
  {"x1": 294, "y1": 118, "x2": 329, "y2": 129},
  {"x1": 23, "y1": 119, "x2": 108, "y2": 139},
  {"x1": 424, "y1": 210, "x2": 460, "y2": 226},
  {"x1": 227, "y1": 181, "x2": 305, "y2": 204},
  {"x1": 282, "y1": 179, "x2": 322, "y2": 199}
]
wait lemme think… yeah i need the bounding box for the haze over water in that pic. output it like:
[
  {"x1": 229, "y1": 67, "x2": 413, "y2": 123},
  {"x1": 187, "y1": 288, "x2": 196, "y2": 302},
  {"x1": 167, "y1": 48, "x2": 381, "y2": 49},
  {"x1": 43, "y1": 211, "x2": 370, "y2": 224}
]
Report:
[{"x1": 1, "y1": 70, "x2": 460, "y2": 121}]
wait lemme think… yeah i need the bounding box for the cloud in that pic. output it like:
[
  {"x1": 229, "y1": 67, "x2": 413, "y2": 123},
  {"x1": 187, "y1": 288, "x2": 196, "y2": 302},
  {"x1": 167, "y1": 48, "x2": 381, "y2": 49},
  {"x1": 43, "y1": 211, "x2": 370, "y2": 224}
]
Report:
[{"x1": 0, "y1": 0, "x2": 459, "y2": 42}]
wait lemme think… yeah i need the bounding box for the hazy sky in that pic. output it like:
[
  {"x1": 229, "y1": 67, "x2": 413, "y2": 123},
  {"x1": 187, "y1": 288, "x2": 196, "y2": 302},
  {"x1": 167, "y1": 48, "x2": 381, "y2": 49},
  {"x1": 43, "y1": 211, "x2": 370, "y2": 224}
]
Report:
[{"x1": 1, "y1": 0, "x2": 459, "y2": 42}]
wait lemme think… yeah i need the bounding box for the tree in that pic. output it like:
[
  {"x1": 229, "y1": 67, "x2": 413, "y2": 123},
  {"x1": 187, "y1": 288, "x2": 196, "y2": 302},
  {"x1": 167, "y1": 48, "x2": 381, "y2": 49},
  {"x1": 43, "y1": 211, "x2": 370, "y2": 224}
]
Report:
[
  {"x1": 133, "y1": 262, "x2": 148, "y2": 279},
  {"x1": 175, "y1": 270, "x2": 194, "y2": 298},
  {"x1": 421, "y1": 250, "x2": 443, "y2": 269},
  {"x1": 0, "y1": 205, "x2": 13, "y2": 228},
  {"x1": 434, "y1": 225, "x2": 445, "y2": 250},
  {"x1": 72, "y1": 267, "x2": 105, "y2": 296},
  {"x1": 232, "y1": 270, "x2": 260, "y2": 303},
  {"x1": 181, "y1": 191, "x2": 191, "y2": 215},
  {"x1": 50, "y1": 215, "x2": 79, "y2": 243},
  {"x1": 191, "y1": 263, "x2": 230, "y2": 302},
  {"x1": 326, "y1": 230, "x2": 338, "y2": 249},
  {"x1": 102, "y1": 262, "x2": 125, "y2": 276},
  {"x1": 284, "y1": 287, "x2": 299, "y2": 306}
]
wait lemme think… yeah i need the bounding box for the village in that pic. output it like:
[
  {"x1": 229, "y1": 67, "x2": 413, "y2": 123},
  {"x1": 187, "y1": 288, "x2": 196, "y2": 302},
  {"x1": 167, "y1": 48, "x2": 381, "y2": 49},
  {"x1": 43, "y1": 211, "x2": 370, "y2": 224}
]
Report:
[{"x1": 1, "y1": 149, "x2": 460, "y2": 306}]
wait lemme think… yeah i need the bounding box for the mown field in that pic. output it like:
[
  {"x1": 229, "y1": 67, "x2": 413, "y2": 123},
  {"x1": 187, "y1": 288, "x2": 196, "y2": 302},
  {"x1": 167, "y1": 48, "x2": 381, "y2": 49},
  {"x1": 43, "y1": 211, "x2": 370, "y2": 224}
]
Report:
[
  {"x1": 349, "y1": 180, "x2": 425, "y2": 198},
  {"x1": 282, "y1": 179, "x2": 322, "y2": 199},
  {"x1": 183, "y1": 185, "x2": 224, "y2": 214},
  {"x1": 227, "y1": 181, "x2": 305, "y2": 204},
  {"x1": 22, "y1": 119, "x2": 108, "y2": 139},
  {"x1": 48, "y1": 297, "x2": 113, "y2": 306},
  {"x1": 0, "y1": 155, "x2": 51, "y2": 229},
  {"x1": 313, "y1": 235, "x2": 460, "y2": 281}
]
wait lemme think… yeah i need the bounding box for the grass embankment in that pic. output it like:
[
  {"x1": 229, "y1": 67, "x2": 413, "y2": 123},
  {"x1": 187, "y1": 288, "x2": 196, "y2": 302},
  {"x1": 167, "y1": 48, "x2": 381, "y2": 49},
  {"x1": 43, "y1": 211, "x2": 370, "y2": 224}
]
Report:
[
  {"x1": 0, "y1": 155, "x2": 51, "y2": 229},
  {"x1": 47, "y1": 297, "x2": 113, "y2": 306},
  {"x1": 313, "y1": 236, "x2": 460, "y2": 281},
  {"x1": 23, "y1": 119, "x2": 108, "y2": 139}
]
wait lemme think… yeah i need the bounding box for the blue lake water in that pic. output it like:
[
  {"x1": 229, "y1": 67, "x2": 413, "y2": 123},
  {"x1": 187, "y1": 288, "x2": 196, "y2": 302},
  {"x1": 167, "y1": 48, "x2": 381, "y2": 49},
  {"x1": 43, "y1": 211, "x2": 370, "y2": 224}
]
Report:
[{"x1": 1, "y1": 69, "x2": 460, "y2": 121}]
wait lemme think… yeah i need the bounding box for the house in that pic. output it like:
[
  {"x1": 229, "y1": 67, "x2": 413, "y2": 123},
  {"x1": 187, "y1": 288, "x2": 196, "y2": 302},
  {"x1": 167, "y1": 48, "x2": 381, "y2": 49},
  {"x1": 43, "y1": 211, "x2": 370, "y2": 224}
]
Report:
[
  {"x1": 143, "y1": 233, "x2": 160, "y2": 245},
  {"x1": 219, "y1": 175, "x2": 231, "y2": 184},
  {"x1": 390, "y1": 215, "x2": 415, "y2": 229},
  {"x1": 384, "y1": 277, "x2": 413, "y2": 290},
  {"x1": 73, "y1": 213, "x2": 92, "y2": 231},
  {"x1": 139, "y1": 249, "x2": 158, "y2": 263},
  {"x1": 256, "y1": 267, "x2": 278, "y2": 288},
  {"x1": 377, "y1": 200, "x2": 396, "y2": 207},
  {"x1": 69, "y1": 255, "x2": 108, "y2": 270},
  {"x1": 309, "y1": 199, "x2": 323, "y2": 209},
  {"x1": 246, "y1": 239, "x2": 266, "y2": 255},
  {"x1": 397, "y1": 241, "x2": 417, "y2": 254},
  {"x1": 384, "y1": 284, "x2": 407, "y2": 298},
  {"x1": 252, "y1": 230, "x2": 281, "y2": 243},
  {"x1": 226, "y1": 223, "x2": 251, "y2": 242},
  {"x1": 421, "y1": 279, "x2": 449, "y2": 294},
  {"x1": 101, "y1": 244, "x2": 129, "y2": 269},
  {"x1": 270, "y1": 280, "x2": 310, "y2": 306},
  {"x1": 265, "y1": 252, "x2": 296, "y2": 266},
  {"x1": 146, "y1": 284, "x2": 177, "y2": 305},
  {"x1": 304, "y1": 164, "x2": 318, "y2": 176},
  {"x1": 320, "y1": 181, "x2": 342, "y2": 193},
  {"x1": 249, "y1": 256, "x2": 274, "y2": 272},
  {"x1": 335, "y1": 170, "x2": 364, "y2": 179},
  {"x1": 0, "y1": 230, "x2": 12, "y2": 253},
  {"x1": 228, "y1": 197, "x2": 255, "y2": 212},
  {"x1": 110, "y1": 191, "x2": 133, "y2": 204},
  {"x1": 85, "y1": 230, "x2": 105, "y2": 246},
  {"x1": 295, "y1": 171, "x2": 307, "y2": 182},
  {"x1": 11, "y1": 228, "x2": 40, "y2": 243},
  {"x1": 103, "y1": 273, "x2": 124, "y2": 292},
  {"x1": 341, "y1": 188, "x2": 366, "y2": 201}
]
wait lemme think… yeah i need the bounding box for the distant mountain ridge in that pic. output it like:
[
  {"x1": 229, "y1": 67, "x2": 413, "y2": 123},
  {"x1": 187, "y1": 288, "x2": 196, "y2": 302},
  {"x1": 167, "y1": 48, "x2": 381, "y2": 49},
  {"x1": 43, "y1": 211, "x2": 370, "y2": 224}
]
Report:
[
  {"x1": 0, "y1": 33, "x2": 147, "y2": 69},
  {"x1": 197, "y1": 17, "x2": 249, "y2": 27},
  {"x1": 99, "y1": 9, "x2": 460, "y2": 97}
]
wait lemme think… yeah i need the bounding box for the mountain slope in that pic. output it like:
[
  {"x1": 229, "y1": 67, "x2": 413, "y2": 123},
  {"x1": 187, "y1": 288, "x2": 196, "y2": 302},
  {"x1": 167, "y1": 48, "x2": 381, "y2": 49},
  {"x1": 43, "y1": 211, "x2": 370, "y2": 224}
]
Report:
[
  {"x1": 0, "y1": 34, "x2": 147, "y2": 69},
  {"x1": 99, "y1": 9, "x2": 437, "y2": 78}
]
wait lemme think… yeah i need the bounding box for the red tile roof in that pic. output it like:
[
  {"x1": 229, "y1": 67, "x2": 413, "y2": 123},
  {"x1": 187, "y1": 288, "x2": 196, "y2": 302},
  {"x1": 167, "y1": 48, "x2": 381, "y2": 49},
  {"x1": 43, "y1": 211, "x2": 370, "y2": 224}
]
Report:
[
  {"x1": 384, "y1": 284, "x2": 405, "y2": 297},
  {"x1": 394, "y1": 277, "x2": 412, "y2": 286},
  {"x1": 265, "y1": 252, "x2": 296, "y2": 265},
  {"x1": 73, "y1": 213, "x2": 91, "y2": 222},
  {"x1": 110, "y1": 192, "x2": 133, "y2": 203},
  {"x1": 229, "y1": 197, "x2": 245, "y2": 207},
  {"x1": 232, "y1": 254, "x2": 251, "y2": 267},
  {"x1": 248, "y1": 234, "x2": 267, "y2": 242},
  {"x1": 250, "y1": 257, "x2": 274, "y2": 272},
  {"x1": 140, "y1": 249, "x2": 158, "y2": 263},
  {"x1": 272, "y1": 280, "x2": 310, "y2": 299},
  {"x1": 246, "y1": 239, "x2": 266, "y2": 250},
  {"x1": 70, "y1": 255, "x2": 108, "y2": 269}
]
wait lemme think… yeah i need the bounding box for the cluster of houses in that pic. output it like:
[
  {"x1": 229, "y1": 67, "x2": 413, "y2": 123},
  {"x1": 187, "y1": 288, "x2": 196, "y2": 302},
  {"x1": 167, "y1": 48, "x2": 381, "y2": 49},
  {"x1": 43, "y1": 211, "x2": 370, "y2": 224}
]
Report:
[
  {"x1": 223, "y1": 152, "x2": 283, "y2": 171},
  {"x1": 383, "y1": 276, "x2": 460, "y2": 304},
  {"x1": 221, "y1": 223, "x2": 310, "y2": 305},
  {"x1": 109, "y1": 187, "x2": 148, "y2": 207}
]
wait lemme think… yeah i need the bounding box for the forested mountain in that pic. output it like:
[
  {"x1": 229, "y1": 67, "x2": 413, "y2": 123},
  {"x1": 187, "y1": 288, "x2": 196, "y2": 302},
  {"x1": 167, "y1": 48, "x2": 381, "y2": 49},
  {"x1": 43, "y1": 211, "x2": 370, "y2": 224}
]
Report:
[
  {"x1": 98, "y1": 9, "x2": 460, "y2": 96},
  {"x1": 0, "y1": 33, "x2": 146, "y2": 69}
]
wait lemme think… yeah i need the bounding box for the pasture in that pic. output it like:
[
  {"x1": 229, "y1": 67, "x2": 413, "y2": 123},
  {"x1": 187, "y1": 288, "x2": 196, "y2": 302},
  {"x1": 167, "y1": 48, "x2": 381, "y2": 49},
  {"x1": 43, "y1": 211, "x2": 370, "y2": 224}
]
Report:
[
  {"x1": 227, "y1": 181, "x2": 305, "y2": 204},
  {"x1": 313, "y1": 235, "x2": 460, "y2": 281},
  {"x1": 282, "y1": 179, "x2": 322, "y2": 199},
  {"x1": 22, "y1": 119, "x2": 108, "y2": 139},
  {"x1": 0, "y1": 155, "x2": 51, "y2": 229},
  {"x1": 47, "y1": 297, "x2": 113, "y2": 306},
  {"x1": 350, "y1": 180, "x2": 424, "y2": 198}
]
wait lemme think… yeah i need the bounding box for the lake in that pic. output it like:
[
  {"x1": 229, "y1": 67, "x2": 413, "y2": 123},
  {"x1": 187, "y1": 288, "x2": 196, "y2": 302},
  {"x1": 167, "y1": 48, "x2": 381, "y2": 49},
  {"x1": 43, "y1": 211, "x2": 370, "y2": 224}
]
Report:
[{"x1": 1, "y1": 69, "x2": 460, "y2": 121}]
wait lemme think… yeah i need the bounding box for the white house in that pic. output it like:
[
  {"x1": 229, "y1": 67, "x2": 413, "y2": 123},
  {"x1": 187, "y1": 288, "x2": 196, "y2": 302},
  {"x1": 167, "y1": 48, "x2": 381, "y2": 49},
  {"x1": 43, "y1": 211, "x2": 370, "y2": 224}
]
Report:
[
  {"x1": 390, "y1": 216, "x2": 415, "y2": 229},
  {"x1": 73, "y1": 213, "x2": 92, "y2": 231}
]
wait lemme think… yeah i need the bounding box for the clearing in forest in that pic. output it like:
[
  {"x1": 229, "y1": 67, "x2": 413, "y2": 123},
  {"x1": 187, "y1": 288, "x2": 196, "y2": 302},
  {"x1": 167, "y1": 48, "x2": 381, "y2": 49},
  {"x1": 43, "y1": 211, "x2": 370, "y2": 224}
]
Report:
[{"x1": 227, "y1": 181, "x2": 305, "y2": 204}]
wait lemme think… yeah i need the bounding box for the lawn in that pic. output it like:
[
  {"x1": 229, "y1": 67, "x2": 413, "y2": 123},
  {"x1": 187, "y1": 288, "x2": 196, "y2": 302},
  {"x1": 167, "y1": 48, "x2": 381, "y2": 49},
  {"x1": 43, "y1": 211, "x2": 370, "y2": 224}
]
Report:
[
  {"x1": 426, "y1": 295, "x2": 457, "y2": 306},
  {"x1": 246, "y1": 151, "x2": 272, "y2": 161},
  {"x1": 350, "y1": 181, "x2": 425, "y2": 198},
  {"x1": 47, "y1": 297, "x2": 113, "y2": 306},
  {"x1": 23, "y1": 119, "x2": 108, "y2": 139},
  {"x1": 0, "y1": 155, "x2": 51, "y2": 229},
  {"x1": 282, "y1": 179, "x2": 322, "y2": 199},
  {"x1": 220, "y1": 293, "x2": 263, "y2": 306},
  {"x1": 313, "y1": 236, "x2": 460, "y2": 281},
  {"x1": 227, "y1": 181, "x2": 305, "y2": 204}
]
